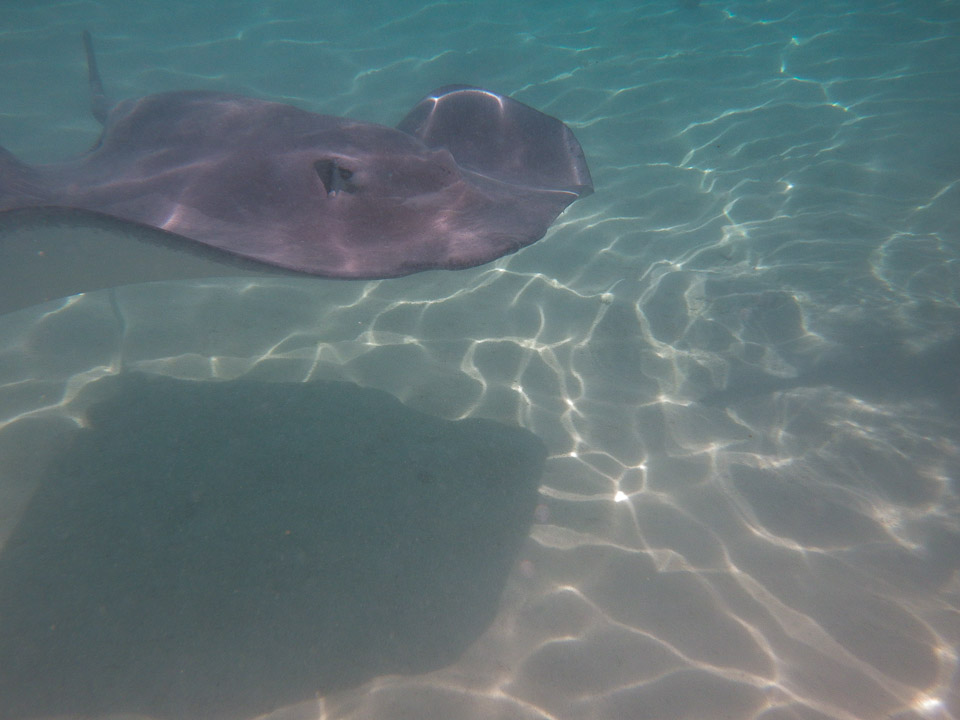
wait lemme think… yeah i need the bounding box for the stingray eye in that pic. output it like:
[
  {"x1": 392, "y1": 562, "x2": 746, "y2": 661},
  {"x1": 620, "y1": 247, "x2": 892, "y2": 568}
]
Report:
[{"x1": 314, "y1": 159, "x2": 357, "y2": 196}]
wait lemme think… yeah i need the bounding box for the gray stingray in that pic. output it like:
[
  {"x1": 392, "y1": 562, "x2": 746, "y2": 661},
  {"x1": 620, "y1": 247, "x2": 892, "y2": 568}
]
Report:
[{"x1": 0, "y1": 33, "x2": 592, "y2": 314}]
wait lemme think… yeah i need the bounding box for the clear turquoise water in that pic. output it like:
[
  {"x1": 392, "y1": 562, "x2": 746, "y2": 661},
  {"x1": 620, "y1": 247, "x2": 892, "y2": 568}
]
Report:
[{"x1": 1, "y1": 1, "x2": 958, "y2": 719}]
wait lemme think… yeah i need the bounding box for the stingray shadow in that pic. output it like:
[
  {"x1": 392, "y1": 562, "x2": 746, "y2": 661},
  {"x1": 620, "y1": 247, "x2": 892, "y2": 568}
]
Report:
[{"x1": 0, "y1": 373, "x2": 545, "y2": 720}]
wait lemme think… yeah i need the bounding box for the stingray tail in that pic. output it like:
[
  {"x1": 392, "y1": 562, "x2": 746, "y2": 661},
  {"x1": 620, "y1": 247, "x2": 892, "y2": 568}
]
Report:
[{"x1": 82, "y1": 30, "x2": 110, "y2": 125}]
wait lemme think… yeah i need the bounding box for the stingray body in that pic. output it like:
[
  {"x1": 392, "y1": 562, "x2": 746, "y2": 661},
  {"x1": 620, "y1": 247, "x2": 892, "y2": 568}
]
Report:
[{"x1": 0, "y1": 33, "x2": 592, "y2": 306}]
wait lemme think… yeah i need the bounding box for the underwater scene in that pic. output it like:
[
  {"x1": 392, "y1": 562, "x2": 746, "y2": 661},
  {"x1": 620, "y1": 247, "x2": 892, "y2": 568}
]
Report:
[{"x1": 0, "y1": 1, "x2": 958, "y2": 719}]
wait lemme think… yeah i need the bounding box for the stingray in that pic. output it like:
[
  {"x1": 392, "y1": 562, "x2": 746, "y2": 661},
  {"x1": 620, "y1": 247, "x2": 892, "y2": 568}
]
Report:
[{"x1": 0, "y1": 33, "x2": 592, "y2": 314}]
